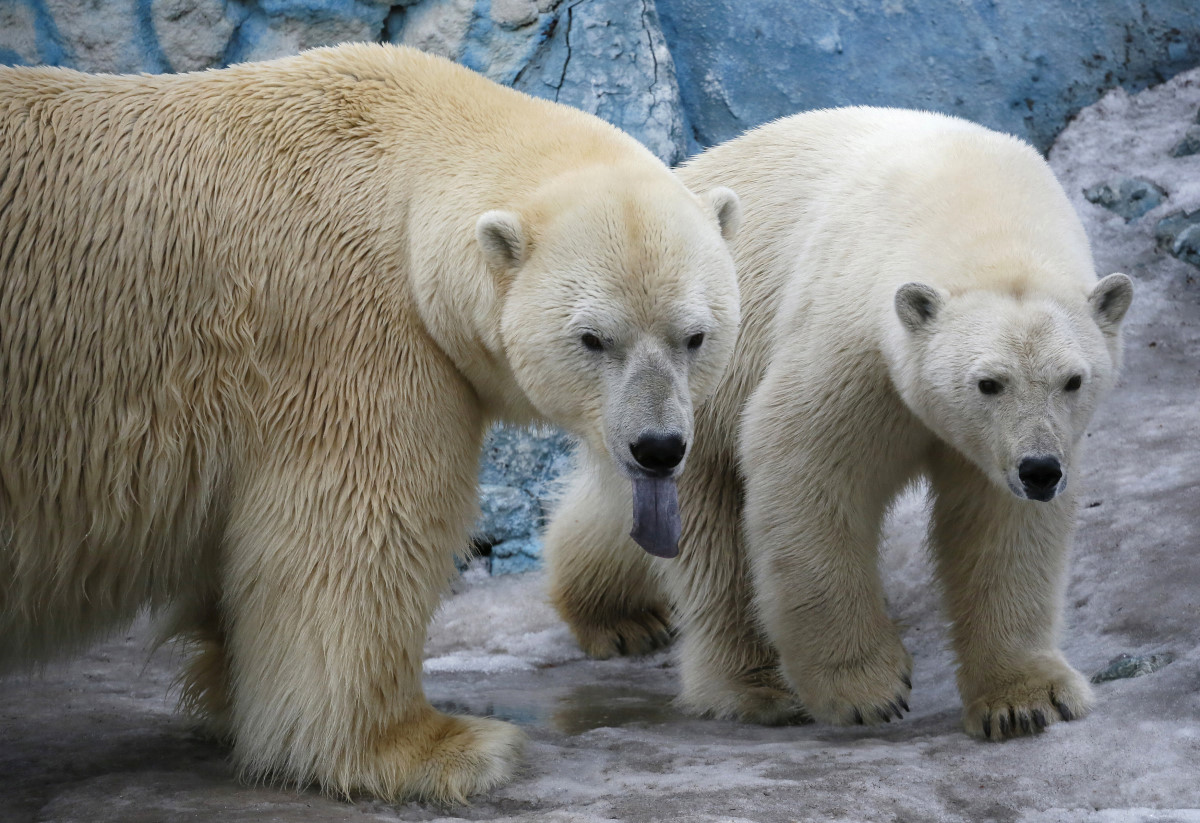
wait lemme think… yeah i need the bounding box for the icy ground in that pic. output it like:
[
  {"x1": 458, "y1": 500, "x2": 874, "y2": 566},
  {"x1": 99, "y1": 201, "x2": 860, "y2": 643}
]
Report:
[{"x1": 3, "y1": 71, "x2": 1200, "y2": 823}]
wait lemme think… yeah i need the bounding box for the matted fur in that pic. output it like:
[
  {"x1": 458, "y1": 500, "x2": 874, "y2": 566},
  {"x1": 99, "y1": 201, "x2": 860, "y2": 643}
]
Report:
[{"x1": 0, "y1": 43, "x2": 740, "y2": 802}]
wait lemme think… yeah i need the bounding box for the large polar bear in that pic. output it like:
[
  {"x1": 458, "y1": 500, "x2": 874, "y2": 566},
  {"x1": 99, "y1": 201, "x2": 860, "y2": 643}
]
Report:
[
  {"x1": 0, "y1": 45, "x2": 741, "y2": 801},
  {"x1": 546, "y1": 107, "x2": 1132, "y2": 740}
]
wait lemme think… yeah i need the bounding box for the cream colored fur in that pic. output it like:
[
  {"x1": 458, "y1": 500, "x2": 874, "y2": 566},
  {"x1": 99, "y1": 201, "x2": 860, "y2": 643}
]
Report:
[
  {"x1": 0, "y1": 44, "x2": 740, "y2": 802},
  {"x1": 546, "y1": 107, "x2": 1132, "y2": 740}
]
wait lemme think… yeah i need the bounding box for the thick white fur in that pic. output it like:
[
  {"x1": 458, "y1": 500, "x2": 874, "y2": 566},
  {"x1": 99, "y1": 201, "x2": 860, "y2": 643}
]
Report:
[
  {"x1": 0, "y1": 44, "x2": 740, "y2": 801},
  {"x1": 546, "y1": 107, "x2": 1131, "y2": 739}
]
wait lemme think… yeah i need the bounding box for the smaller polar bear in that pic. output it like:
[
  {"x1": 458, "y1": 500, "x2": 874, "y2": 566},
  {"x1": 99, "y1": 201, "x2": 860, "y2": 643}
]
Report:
[{"x1": 546, "y1": 107, "x2": 1132, "y2": 740}]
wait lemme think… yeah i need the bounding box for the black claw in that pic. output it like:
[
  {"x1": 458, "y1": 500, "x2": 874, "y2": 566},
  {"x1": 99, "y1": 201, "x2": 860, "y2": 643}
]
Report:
[
  {"x1": 997, "y1": 712, "x2": 1011, "y2": 738},
  {"x1": 1052, "y1": 697, "x2": 1074, "y2": 722},
  {"x1": 614, "y1": 635, "x2": 627, "y2": 656},
  {"x1": 853, "y1": 707, "x2": 865, "y2": 725},
  {"x1": 982, "y1": 715, "x2": 992, "y2": 739},
  {"x1": 898, "y1": 696, "x2": 910, "y2": 713},
  {"x1": 888, "y1": 700, "x2": 903, "y2": 720},
  {"x1": 1032, "y1": 709, "x2": 1048, "y2": 731},
  {"x1": 902, "y1": 673, "x2": 912, "y2": 690},
  {"x1": 1018, "y1": 713, "x2": 1032, "y2": 735}
]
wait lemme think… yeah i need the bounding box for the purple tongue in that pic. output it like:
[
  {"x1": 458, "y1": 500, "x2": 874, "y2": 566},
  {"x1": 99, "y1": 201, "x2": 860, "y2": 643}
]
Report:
[{"x1": 630, "y1": 476, "x2": 681, "y2": 558}]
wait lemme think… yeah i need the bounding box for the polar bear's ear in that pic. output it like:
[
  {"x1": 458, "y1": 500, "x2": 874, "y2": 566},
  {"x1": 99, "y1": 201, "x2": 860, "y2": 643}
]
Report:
[
  {"x1": 1089, "y1": 272, "x2": 1134, "y2": 333},
  {"x1": 476, "y1": 210, "x2": 527, "y2": 270},
  {"x1": 894, "y1": 282, "x2": 944, "y2": 333},
  {"x1": 704, "y1": 187, "x2": 741, "y2": 241}
]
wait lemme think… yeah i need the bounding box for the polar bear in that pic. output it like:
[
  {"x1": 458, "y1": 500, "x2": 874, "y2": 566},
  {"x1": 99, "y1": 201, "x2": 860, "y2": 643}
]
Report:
[
  {"x1": 546, "y1": 107, "x2": 1132, "y2": 740},
  {"x1": 0, "y1": 44, "x2": 741, "y2": 801}
]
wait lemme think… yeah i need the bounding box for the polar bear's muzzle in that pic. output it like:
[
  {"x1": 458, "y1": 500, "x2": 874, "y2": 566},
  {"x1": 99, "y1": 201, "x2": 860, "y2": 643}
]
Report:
[{"x1": 606, "y1": 344, "x2": 693, "y2": 558}]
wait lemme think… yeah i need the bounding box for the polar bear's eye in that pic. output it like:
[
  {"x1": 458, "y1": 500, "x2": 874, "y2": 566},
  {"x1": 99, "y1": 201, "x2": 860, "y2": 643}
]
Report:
[
  {"x1": 580, "y1": 333, "x2": 605, "y2": 352},
  {"x1": 1064, "y1": 374, "x2": 1083, "y2": 392},
  {"x1": 687, "y1": 333, "x2": 705, "y2": 351},
  {"x1": 977, "y1": 379, "x2": 1003, "y2": 395}
]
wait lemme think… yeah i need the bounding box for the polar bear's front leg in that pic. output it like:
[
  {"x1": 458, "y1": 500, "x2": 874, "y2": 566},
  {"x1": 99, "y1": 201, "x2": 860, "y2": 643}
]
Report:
[
  {"x1": 665, "y1": 450, "x2": 808, "y2": 726},
  {"x1": 545, "y1": 455, "x2": 674, "y2": 659},
  {"x1": 927, "y1": 446, "x2": 1093, "y2": 741},
  {"x1": 215, "y1": 364, "x2": 524, "y2": 803},
  {"x1": 741, "y1": 360, "x2": 916, "y2": 726}
]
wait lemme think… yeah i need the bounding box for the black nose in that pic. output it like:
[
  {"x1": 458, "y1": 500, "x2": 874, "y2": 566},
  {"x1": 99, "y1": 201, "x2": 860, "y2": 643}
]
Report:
[
  {"x1": 630, "y1": 434, "x2": 686, "y2": 475},
  {"x1": 1018, "y1": 456, "x2": 1063, "y2": 501}
]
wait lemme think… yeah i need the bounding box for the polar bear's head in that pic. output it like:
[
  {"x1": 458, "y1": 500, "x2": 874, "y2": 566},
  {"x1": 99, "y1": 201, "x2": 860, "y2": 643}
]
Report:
[
  {"x1": 891, "y1": 273, "x2": 1133, "y2": 502},
  {"x1": 476, "y1": 167, "x2": 740, "y2": 549}
]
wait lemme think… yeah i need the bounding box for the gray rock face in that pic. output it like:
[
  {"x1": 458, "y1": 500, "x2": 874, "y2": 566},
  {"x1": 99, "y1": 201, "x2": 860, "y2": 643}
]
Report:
[
  {"x1": 475, "y1": 426, "x2": 575, "y2": 574},
  {"x1": 388, "y1": 0, "x2": 688, "y2": 164},
  {"x1": 1083, "y1": 177, "x2": 1168, "y2": 222},
  {"x1": 152, "y1": 0, "x2": 239, "y2": 73},
  {"x1": 506, "y1": 0, "x2": 688, "y2": 165},
  {"x1": 656, "y1": 0, "x2": 1200, "y2": 152},
  {"x1": 0, "y1": 1, "x2": 41, "y2": 66},
  {"x1": 8, "y1": 1, "x2": 1200, "y2": 159},
  {"x1": 1091, "y1": 652, "x2": 1176, "y2": 683},
  {"x1": 475, "y1": 483, "x2": 544, "y2": 574},
  {"x1": 1155, "y1": 210, "x2": 1200, "y2": 268},
  {"x1": 1171, "y1": 124, "x2": 1200, "y2": 158},
  {"x1": 224, "y1": 1, "x2": 393, "y2": 66}
]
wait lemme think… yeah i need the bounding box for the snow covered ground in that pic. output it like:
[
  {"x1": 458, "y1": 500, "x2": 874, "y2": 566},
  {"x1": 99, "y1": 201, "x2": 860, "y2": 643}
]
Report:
[{"x1": 3, "y1": 70, "x2": 1199, "y2": 823}]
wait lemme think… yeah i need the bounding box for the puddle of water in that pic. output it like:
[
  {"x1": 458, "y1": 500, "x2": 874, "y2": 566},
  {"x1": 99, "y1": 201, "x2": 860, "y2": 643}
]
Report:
[
  {"x1": 550, "y1": 685, "x2": 683, "y2": 735},
  {"x1": 431, "y1": 684, "x2": 683, "y2": 735}
]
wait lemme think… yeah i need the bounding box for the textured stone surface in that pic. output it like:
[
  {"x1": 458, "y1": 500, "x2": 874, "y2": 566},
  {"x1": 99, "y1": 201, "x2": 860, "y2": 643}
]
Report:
[
  {"x1": 1083, "y1": 177, "x2": 1168, "y2": 222},
  {"x1": 474, "y1": 482, "x2": 544, "y2": 573},
  {"x1": 224, "y1": 0, "x2": 393, "y2": 65},
  {"x1": 656, "y1": 0, "x2": 1200, "y2": 152},
  {"x1": 1091, "y1": 652, "x2": 1176, "y2": 684},
  {"x1": 474, "y1": 426, "x2": 574, "y2": 573},
  {"x1": 41, "y1": 0, "x2": 149, "y2": 73},
  {"x1": 479, "y1": 426, "x2": 573, "y2": 508},
  {"x1": 1171, "y1": 123, "x2": 1200, "y2": 158},
  {"x1": 1155, "y1": 210, "x2": 1200, "y2": 268},
  {"x1": 1166, "y1": 222, "x2": 1200, "y2": 268},
  {"x1": 9, "y1": 1, "x2": 1200, "y2": 157},
  {"x1": 388, "y1": 0, "x2": 688, "y2": 164},
  {"x1": 506, "y1": 0, "x2": 688, "y2": 164},
  {"x1": 153, "y1": 0, "x2": 239, "y2": 72},
  {"x1": 0, "y1": 0, "x2": 40, "y2": 66},
  {"x1": 488, "y1": 533, "x2": 543, "y2": 574}
]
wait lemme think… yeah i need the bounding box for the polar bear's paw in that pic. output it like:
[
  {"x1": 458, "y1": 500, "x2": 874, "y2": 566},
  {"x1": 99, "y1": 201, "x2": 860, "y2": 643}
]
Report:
[
  {"x1": 962, "y1": 656, "x2": 1093, "y2": 741},
  {"x1": 345, "y1": 711, "x2": 526, "y2": 804},
  {"x1": 681, "y1": 667, "x2": 811, "y2": 726},
  {"x1": 793, "y1": 636, "x2": 914, "y2": 727},
  {"x1": 730, "y1": 684, "x2": 812, "y2": 726},
  {"x1": 569, "y1": 603, "x2": 675, "y2": 660}
]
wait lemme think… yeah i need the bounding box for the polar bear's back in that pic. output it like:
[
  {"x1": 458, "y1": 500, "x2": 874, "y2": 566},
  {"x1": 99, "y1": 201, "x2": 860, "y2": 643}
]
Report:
[{"x1": 685, "y1": 108, "x2": 1095, "y2": 326}]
